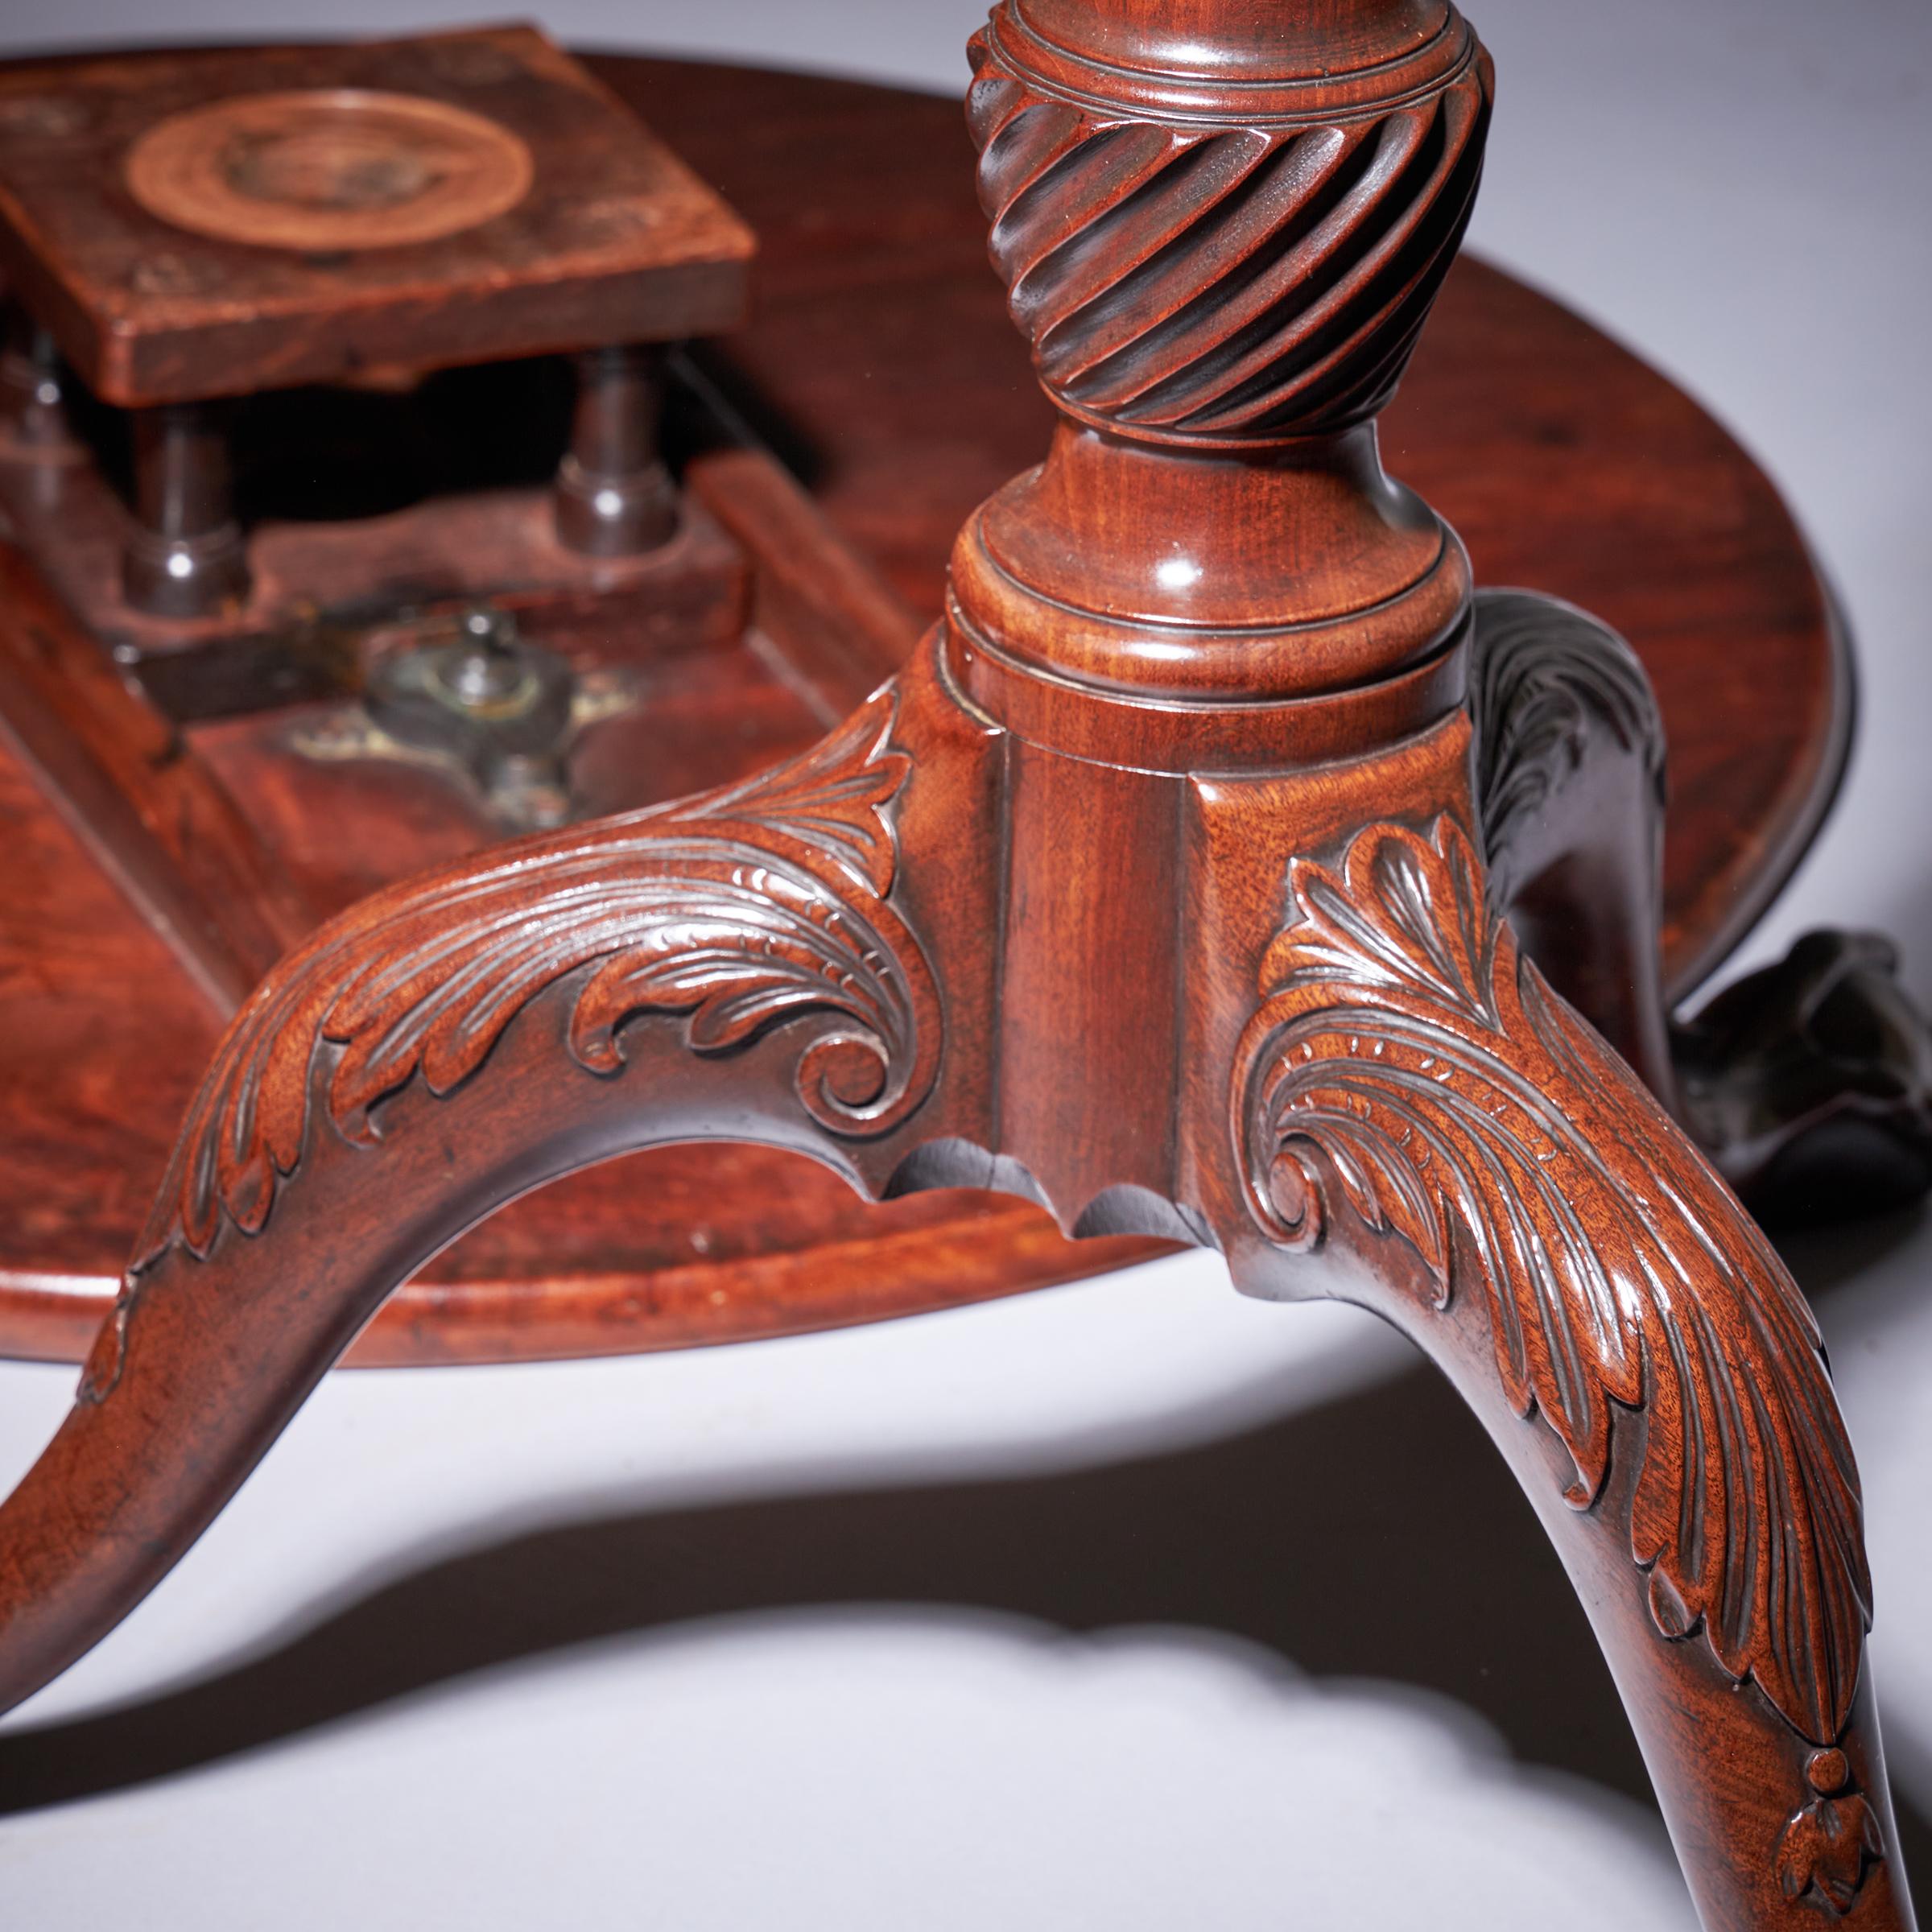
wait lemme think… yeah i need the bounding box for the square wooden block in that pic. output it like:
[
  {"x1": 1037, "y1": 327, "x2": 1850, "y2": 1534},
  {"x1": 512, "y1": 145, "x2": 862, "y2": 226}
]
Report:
[{"x1": 0, "y1": 23, "x2": 755, "y2": 407}]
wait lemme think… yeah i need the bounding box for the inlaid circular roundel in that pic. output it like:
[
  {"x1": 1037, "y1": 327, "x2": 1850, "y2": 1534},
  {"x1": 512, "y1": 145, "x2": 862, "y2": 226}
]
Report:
[{"x1": 122, "y1": 88, "x2": 535, "y2": 251}]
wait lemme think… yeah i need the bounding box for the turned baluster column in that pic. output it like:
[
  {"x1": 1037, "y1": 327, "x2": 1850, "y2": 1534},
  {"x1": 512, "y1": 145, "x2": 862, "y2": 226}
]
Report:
[
  {"x1": 946, "y1": 0, "x2": 1487, "y2": 1220},
  {"x1": 950, "y1": 0, "x2": 1485, "y2": 711},
  {"x1": 951, "y1": 6, "x2": 1912, "y2": 1929}
]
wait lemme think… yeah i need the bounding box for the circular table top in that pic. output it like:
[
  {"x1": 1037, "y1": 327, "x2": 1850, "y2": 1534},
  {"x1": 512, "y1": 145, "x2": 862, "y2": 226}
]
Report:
[{"x1": 0, "y1": 52, "x2": 1847, "y2": 1368}]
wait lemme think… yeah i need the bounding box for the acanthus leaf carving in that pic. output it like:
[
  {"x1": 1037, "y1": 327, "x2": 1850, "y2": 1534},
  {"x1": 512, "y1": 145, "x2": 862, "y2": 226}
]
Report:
[
  {"x1": 140, "y1": 690, "x2": 939, "y2": 1272},
  {"x1": 1468, "y1": 585, "x2": 1666, "y2": 894},
  {"x1": 1232, "y1": 814, "x2": 1871, "y2": 1753}
]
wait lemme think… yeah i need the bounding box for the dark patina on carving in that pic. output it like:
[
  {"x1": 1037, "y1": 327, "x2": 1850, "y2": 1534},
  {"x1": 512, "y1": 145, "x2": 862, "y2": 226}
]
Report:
[
  {"x1": 1470, "y1": 587, "x2": 1932, "y2": 1235},
  {"x1": 1469, "y1": 585, "x2": 1666, "y2": 890},
  {"x1": 1679, "y1": 927, "x2": 1932, "y2": 1221},
  {"x1": 1778, "y1": 1747, "x2": 1887, "y2": 1917},
  {"x1": 134, "y1": 689, "x2": 939, "y2": 1272},
  {"x1": 1233, "y1": 815, "x2": 1872, "y2": 1763}
]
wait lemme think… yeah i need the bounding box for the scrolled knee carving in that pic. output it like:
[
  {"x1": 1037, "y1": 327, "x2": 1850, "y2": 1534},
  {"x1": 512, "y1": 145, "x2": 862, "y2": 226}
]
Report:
[
  {"x1": 1230, "y1": 814, "x2": 1885, "y2": 1913},
  {"x1": 77, "y1": 687, "x2": 943, "y2": 1420},
  {"x1": 1468, "y1": 586, "x2": 1675, "y2": 1100},
  {"x1": 1470, "y1": 588, "x2": 1932, "y2": 1231},
  {"x1": 136, "y1": 688, "x2": 937, "y2": 1264},
  {"x1": 0, "y1": 688, "x2": 947, "y2": 1718},
  {"x1": 1470, "y1": 586, "x2": 1666, "y2": 899}
]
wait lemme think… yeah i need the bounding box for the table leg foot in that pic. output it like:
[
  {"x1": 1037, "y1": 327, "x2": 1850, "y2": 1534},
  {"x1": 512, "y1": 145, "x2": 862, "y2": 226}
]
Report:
[{"x1": 1229, "y1": 811, "x2": 1914, "y2": 1930}]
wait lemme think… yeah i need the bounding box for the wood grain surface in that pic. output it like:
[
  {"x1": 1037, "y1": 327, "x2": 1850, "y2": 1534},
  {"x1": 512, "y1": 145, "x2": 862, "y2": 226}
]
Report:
[
  {"x1": 0, "y1": 13, "x2": 1906, "y2": 1924},
  {"x1": 0, "y1": 27, "x2": 753, "y2": 405},
  {"x1": 0, "y1": 51, "x2": 1847, "y2": 1368}
]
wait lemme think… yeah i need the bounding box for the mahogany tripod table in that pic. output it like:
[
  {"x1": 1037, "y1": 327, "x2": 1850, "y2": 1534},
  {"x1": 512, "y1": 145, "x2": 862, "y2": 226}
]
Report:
[
  {"x1": 0, "y1": 44, "x2": 1905, "y2": 1368},
  {"x1": 0, "y1": 5, "x2": 1919, "y2": 1929}
]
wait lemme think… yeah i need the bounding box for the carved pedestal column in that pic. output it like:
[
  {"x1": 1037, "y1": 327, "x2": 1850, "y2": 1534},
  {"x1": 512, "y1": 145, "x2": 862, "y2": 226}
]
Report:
[{"x1": 0, "y1": 6, "x2": 1913, "y2": 1927}]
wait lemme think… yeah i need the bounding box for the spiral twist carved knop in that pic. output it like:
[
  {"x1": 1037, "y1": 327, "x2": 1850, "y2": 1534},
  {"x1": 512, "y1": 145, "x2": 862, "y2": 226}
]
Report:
[{"x1": 966, "y1": 19, "x2": 1492, "y2": 443}]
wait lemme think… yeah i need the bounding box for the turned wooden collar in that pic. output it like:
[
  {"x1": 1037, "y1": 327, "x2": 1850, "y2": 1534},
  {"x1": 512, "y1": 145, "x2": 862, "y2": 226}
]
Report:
[{"x1": 950, "y1": 0, "x2": 1490, "y2": 744}]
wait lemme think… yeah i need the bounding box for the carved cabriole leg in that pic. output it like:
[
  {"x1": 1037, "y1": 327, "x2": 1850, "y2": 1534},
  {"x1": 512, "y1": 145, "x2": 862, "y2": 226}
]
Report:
[
  {"x1": 1469, "y1": 587, "x2": 1677, "y2": 1105},
  {"x1": 0, "y1": 642, "x2": 997, "y2": 1713},
  {"x1": 1469, "y1": 588, "x2": 1932, "y2": 1219},
  {"x1": 1212, "y1": 768, "x2": 1904, "y2": 1927},
  {"x1": 954, "y1": 3, "x2": 1914, "y2": 1925},
  {"x1": 0, "y1": 2, "x2": 1916, "y2": 1926}
]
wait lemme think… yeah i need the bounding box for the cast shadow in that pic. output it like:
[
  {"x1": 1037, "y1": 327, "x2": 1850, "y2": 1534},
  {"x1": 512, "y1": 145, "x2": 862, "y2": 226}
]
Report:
[{"x1": 2, "y1": 1243, "x2": 1926, "y2": 1883}]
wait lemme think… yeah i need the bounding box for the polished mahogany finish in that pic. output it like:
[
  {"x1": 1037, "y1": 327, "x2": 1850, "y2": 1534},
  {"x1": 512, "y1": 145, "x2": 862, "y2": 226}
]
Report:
[
  {"x1": 0, "y1": 13, "x2": 1917, "y2": 1922},
  {"x1": 0, "y1": 49, "x2": 1864, "y2": 1372},
  {"x1": 0, "y1": 25, "x2": 751, "y2": 407},
  {"x1": 0, "y1": 23, "x2": 751, "y2": 646}
]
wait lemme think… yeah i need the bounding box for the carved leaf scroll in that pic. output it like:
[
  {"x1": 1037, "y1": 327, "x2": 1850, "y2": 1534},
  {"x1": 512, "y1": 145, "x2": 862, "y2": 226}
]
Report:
[
  {"x1": 1234, "y1": 815, "x2": 1869, "y2": 1747},
  {"x1": 1468, "y1": 585, "x2": 1666, "y2": 890},
  {"x1": 138, "y1": 691, "x2": 939, "y2": 1270}
]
